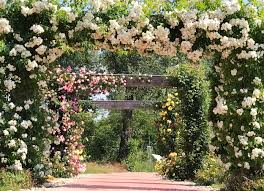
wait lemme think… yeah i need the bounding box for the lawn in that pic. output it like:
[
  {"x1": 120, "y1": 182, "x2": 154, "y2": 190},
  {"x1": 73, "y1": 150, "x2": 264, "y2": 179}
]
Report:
[{"x1": 84, "y1": 162, "x2": 127, "y2": 174}]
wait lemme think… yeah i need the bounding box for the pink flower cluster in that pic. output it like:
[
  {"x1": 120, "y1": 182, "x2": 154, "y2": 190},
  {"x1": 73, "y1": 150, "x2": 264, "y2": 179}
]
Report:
[{"x1": 46, "y1": 66, "x2": 125, "y2": 176}]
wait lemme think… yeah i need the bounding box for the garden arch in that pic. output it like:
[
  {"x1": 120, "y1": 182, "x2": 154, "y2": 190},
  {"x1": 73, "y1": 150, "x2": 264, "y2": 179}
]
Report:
[{"x1": 0, "y1": 0, "x2": 263, "y2": 183}]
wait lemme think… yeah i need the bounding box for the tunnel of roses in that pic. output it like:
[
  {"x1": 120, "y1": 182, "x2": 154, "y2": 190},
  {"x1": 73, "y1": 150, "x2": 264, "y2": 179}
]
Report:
[{"x1": 0, "y1": 0, "x2": 263, "y2": 187}]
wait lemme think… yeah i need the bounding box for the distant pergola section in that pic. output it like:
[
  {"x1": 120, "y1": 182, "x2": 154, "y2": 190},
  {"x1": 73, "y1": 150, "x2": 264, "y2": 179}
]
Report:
[
  {"x1": 92, "y1": 100, "x2": 154, "y2": 110},
  {"x1": 85, "y1": 74, "x2": 174, "y2": 110},
  {"x1": 90, "y1": 74, "x2": 172, "y2": 88}
]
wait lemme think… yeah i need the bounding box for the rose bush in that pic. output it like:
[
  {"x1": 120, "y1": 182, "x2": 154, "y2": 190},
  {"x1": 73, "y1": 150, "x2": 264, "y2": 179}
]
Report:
[{"x1": 46, "y1": 65, "x2": 125, "y2": 177}]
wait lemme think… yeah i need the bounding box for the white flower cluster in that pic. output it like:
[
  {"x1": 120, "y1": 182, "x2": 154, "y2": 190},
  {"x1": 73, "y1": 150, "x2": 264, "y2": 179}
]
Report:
[
  {"x1": 30, "y1": 24, "x2": 45, "y2": 34},
  {"x1": 0, "y1": 0, "x2": 6, "y2": 9},
  {"x1": 21, "y1": 1, "x2": 55, "y2": 17},
  {"x1": 213, "y1": 64, "x2": 264, "y2": 169},
  {"x1": 72, "y1": 0, "x2": 261, "y2": 63},
  {"x1": 91, "y1": 0, "x2": 121, "y2": 12},
  {"x1": 213, "y1": 96, "x2": 228, "y2": 115},
  {"x1": 60, "y1": 7, "x2": 76, "y2": 23},
  {"x1": 4, "y1": 79, "x2": 16, "y2": 92},
  {"x1": 0, "y1": 18, "x2": 12, "y2": 34}
]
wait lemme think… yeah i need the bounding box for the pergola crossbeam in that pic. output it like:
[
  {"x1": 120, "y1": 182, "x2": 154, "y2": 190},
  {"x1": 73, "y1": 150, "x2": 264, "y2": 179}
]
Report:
[
  {"x1": 81, "y1": 100, "x2": 155, "y2": 110},
  {"x1": 90, "y1": 74, "x2": 173, "y2": 88}
]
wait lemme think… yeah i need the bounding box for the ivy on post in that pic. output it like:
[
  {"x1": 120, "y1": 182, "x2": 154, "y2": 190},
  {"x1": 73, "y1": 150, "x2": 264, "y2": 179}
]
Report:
[{"x1": 170, "y1": 64, "x2": 210, "y2": 180}]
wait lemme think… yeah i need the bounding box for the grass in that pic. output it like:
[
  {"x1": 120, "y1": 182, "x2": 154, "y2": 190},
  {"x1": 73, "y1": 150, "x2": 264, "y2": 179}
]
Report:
[
  {"x1": 126, "y1": 160, "x2": 156, "y2": 172},
  {"x1": 211, "y1": 183, "x2": 224, "y2": 190},
  {"x1": 84, "y1": 162, "x2": 127, "y2": 174},
  {"x1": 0, "y1": 170, "x2": 33, "y2": 191}
]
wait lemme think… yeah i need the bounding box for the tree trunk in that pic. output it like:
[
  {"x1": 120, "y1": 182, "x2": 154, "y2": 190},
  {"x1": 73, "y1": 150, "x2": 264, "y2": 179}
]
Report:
[{"x1": 117, "y1": 93, "x2": 133, "y2": 162}]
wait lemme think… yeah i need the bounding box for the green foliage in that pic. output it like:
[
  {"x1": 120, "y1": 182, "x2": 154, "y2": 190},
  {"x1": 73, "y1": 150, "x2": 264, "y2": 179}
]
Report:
[
  {"x1": 224, "y1": 175, "x2": 264, "y2": 191},
  {"x1": 163, "y1": 63, "x2": 211, "y2": 180},
  {"x1": 195, "y1": 154, "x2": 226, "y2": 186},
  {"x1": 82, "y1": 110, "x2": 158, "y2": 162},
  {"x1": 102, "y1": 51, "x2": 179, "y2": 75},
  {"x1": 0, "y1": 170, "x2": 33, "y2": 191},
  {"x1": 84, "y1": 162, "x2": 126, "y2": 174},
  {"x1": 155, "y1": 152, "x2": 187, "y2": 180},
  {"x1": 81, "y1": 112, "x2": 121, "y2": 162},
  {"x1": 123, "y1": 139, "x2": 155, "y2": 172}
]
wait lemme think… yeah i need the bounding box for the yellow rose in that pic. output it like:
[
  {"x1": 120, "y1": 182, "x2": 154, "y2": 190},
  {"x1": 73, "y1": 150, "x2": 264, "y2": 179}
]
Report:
[
  {"x1": 169, "y1": 152, "x2": 177, "y2": 158},
  {"x1": 168, "y1": 106, "x2": 173, "y2": 111},
  {"x1": 160, "y1": 111, "x2": 167, "y2": 116},
  {"x1": 167, "y1": 128, "x2": 172, "y2": 133}
]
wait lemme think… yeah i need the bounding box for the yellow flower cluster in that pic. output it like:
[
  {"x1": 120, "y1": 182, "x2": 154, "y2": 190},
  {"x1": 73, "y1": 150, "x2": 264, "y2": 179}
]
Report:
[
  {"x1": 168, "y1": 152, "x2": 177, "y2": 158},
  {"x1": 162, "y1": 93, "x2": 177, "y2": 110},
  {"x1": 159, "y1": 93, "x2": 179, "y2": 124},
  {"x1": 75, "y1": 149, "x2": 85, "y2": 161}
]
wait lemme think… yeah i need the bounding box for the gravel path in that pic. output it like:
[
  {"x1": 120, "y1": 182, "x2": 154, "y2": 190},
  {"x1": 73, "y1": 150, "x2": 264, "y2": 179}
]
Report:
[{"x1": 25, "y1": 172, "x2": 214, "y2": 191}]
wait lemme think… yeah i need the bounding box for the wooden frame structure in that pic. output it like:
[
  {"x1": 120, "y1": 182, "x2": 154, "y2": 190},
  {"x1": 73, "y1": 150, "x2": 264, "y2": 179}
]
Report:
[
  {"x1": 87, "y1": 74, "x2": 173, "y2": 110},
  {"x1": 90, "y1": 74, "x2": 172, "y2": 88},
  {"x1": 91, "y1": 100, "x2": 154, "y2": 110}
]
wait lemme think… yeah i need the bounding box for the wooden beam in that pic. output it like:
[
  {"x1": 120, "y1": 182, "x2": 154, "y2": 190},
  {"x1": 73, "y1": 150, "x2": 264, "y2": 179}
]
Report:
[
  {"x1": 90, "y1": 74, "x2": 172, "y2": 88},
  {"x1": 81, "y1": 100, "x2": 154, "y2": 110}
]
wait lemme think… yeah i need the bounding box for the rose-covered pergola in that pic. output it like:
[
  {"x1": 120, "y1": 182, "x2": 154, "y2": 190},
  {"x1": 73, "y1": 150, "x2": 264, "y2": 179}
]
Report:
[{"x1": 0, "y1": 0, "x2": 263, "y2": 183}]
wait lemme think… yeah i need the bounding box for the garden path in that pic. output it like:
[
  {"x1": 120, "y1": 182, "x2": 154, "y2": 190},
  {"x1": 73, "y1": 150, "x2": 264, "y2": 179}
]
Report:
[{"x1": 42, "y1": 172, "x2": 213, "y2": 191}]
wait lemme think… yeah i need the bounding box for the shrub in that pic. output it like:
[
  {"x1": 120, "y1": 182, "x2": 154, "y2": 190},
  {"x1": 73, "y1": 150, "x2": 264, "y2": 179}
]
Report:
[
  {"x1": 194, "y1": 154, "x2": 226, "y2": 186},
  {"x1": 83, "y1": 112, "x2": 121, "y2": 162},
  {"x1": 224, "y1": 175, "x2": 264, "y2": 191},
  {"x1": 155, "y1": 152, "x2": 189, "y2": 180},
  {"x1": 123, "y1": 139, "x2": 155, "y2": 172},
  {"x1": 0, "y1": 170, "x2": 33, "y2": 191}
]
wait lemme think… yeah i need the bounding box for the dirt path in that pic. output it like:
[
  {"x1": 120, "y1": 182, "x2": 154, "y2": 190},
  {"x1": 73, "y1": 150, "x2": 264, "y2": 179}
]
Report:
[{"x1": 42, "y1": 172, "x2": 213, "y2": 191}]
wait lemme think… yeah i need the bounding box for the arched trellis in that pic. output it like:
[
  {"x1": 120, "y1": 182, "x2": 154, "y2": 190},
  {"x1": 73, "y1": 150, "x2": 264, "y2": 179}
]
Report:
[
  {"x1": 51, "y1": 64, "x2": 209, "y2": 180},
  {"x1": 0, "y1": 0, "x2": 263, "y2": 182}
]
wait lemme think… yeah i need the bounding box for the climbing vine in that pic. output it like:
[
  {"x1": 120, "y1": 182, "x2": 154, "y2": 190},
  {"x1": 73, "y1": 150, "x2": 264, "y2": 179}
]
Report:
[{"x1": 155, "y1": 64, "x2": 210, "y2": 180}]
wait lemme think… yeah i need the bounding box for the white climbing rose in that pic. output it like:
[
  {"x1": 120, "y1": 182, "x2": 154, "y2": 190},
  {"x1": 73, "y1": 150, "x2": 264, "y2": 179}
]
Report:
[
  {"x1": 255, "y1": 137, "x2": 263, "y2": 145},
  {"x1": 30, "y1": 24, "x2": 44, "y2": 34},
  {"x1": 250, "y1": 108, "x2": 258, "y2": 117},
  {"x1": 231, "y1": 69, "x2": 237, "y2": 76},
  {"x1": 236, "y1": 108, "x2": 244, "y2": 116},
  {"x1": 26, "y1": 60, "x2": 38, "y2": 71},
  {"x1": 0, "y1": 18, "x2": 12, "y2": 34}
]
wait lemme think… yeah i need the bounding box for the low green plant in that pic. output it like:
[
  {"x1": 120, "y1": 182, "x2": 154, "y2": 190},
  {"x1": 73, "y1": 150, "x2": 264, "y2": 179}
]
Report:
[
  {"x1": 224, "y1": 175, "x2": 264, "y2": 191},
  {"x1": 155, "y1": 152, "x2": 189, "y2": 180},
  {"x1": 84, "y1": 162, "x2": 126, "y2": 174},
  {"x1": 0, "y1": 170, "x2": 33, "y2": 191},
  {"x1": 123, "y1": 140, "x2": 155, "y2": 172},
  {"x1": 194, "y1": 154, "x2": 226, "y2": 186}
]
